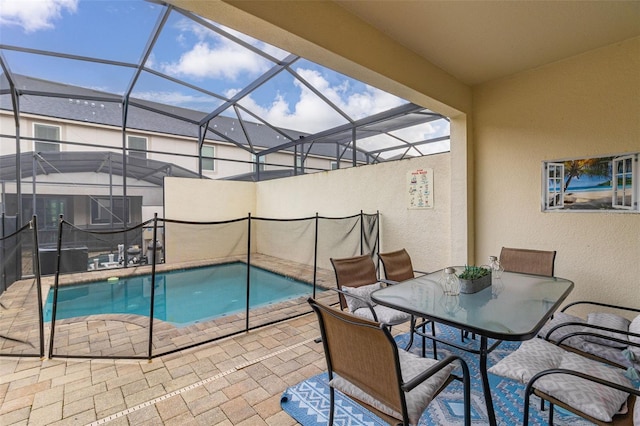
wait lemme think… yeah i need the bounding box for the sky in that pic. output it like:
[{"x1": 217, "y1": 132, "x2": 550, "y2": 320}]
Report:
[{"x1": 0, "y1": 0, "x2": 450, "y2": 156}]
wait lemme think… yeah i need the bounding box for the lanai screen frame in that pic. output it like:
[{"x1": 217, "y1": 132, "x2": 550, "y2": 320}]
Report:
[{"x1": 0, "y1": 1, "x2": 450, "y2": 226}]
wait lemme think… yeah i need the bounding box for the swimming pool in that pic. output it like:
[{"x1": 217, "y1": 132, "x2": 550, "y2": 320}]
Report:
[{"x1": 44, "y1": 262, "x2": 317, "y2": 326}]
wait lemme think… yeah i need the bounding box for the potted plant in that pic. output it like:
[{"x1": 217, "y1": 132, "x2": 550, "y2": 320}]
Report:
[{"x1": 458, "y1": 265, "x2": 492, "y2": 294}]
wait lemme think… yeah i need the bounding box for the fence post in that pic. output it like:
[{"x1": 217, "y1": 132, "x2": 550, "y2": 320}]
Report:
[
  {"x1": 31, "y1": 215, "x2": 45, "y2": 358},
  {"x1": 360, "y1": 210, "x2": 364, "y2": 255},
  {"x1": 147, "y1": 213, "x2": 158, "y2": 360},
  {"x1": 245, "y1": 213, "x2": 251, "y2": 331},
  {"x1": 1, "y1": 212, "x2": 5, "y2": 294},
  {"x1": 313, "y1": 212, "x2": 319, "y2": 298},
  {"x1": 47, "y1": 214, "x2": 64, "y2": 358}
]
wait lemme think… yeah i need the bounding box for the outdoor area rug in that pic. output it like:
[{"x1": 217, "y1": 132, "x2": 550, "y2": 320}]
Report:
[{"x1": 281, "y1": 324, "x2": 597, "y2": 425}]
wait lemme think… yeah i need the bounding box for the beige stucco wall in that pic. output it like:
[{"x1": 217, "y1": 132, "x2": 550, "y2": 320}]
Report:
[
  {"x1": 163, "y1": 178, "x2": 256, "y2": 263},
  {"x1": 257, "y1": 154, "x2": 452, "y2": 272},
  {"x1": 164, "y1": 153, "x2": 452, "y2": 273},
  {"x1": 473, "y1": 37, "x2": 640, "y2": 310}
]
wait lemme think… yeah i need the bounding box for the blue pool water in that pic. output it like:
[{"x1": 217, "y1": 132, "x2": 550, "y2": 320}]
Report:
[{"x1": 44, "y1": 262, "x2": 316, "y2": 326}]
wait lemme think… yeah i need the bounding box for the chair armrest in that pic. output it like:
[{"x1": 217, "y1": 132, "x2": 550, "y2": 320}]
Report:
[
  {"x1": 413, "y1": 269, "x2": 430, "y2": 276},
  {"x1": 544, "y1": 322, "x2": 640, "y2": 347},
  {"x1": 527, "y1": 368, "x2": 640, "y2": 396},
  {"x1": 379, "y1": 279, "x2": 399, "y2": 286},
  {"x1": 401, "y1": 355, "x2": 469, "y2": 393},
  {"x1": 330, "y1": 288, "x2": 378, "y2": 322},
  {"x1": 561, "y1": 300, "x2": 640, "y2": 315}
]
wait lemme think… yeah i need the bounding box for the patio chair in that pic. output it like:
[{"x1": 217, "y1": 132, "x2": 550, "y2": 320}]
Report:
[
  {"x1": 379, "y1": 248, "x2": 437, "y2": 358},
  {"x1": 308, "y1": 298, "x2": 471, "y2": 426},
  {"x1": 488, "y1": 337, "x2": 639, "y2": 426},
  {"x1": 330, "y1": 254, "x2": 412, "y2": 327},
  {"x1": 379, "y1": 248, "x2": 429, "y2": 282},
  {"x1": 499, "y1": 247, "x2": 556, "y2": 276},
  {"x1": 538, "y1": 300, "x2": 640, "y2": 372}
]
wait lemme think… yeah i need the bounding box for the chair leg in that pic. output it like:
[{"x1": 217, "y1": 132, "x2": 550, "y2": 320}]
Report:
[
  {"x1": 405, "y1": 316, "x2": 416, "y2": 351},
  {"x1": 548, "y1": 402, "x2": 555, "y2": 426},
  {"x1": 431, "y1": 322, "x2": 437, "y2": 359},
  {"x1": 329, "y1": 387, "x2": 335, "y2": 426},
  {"x1": 523, "y1": 391, "x2": 531, "y2": 426}
]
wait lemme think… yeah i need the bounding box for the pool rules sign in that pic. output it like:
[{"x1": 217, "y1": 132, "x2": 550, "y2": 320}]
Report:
[{"x1": 407, "y1": 169, "x2": 434, "y2": 209}]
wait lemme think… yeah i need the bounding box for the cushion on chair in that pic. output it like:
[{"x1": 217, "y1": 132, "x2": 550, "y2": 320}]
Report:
[
  {"x1": 330, "y1": 349, "x2": 454, "y2": 424},
  {"x1": 581, "y1": 341, "x2": 637, "y2": 368},
  {"x1": 353, "y1": 305, "x2": 411, "y2": 325},
  {"x1": 342, "y1": 283, "x2": 381, "y2": 313},
  {"x1": 584, "y1": 312, "x2": 630, "y2": 348},
  {"x1": 537, "y1": 312, "x2": 586, "y2": 348},
  {"x1": 628, "y1": 315, "x2": 640, "y2": 360},
  {"x1": 488, "y1": 338, "x2": 565, "y2": 384},
  {"x1": 534, "y1": 351, "x2": 632, "y2": 422}
]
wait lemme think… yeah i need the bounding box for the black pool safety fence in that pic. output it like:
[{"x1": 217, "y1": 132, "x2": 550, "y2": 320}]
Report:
[
  {"x1": 0, "y1": 211, "x2": 379, "y2": 360},
  {"x1": 0, "y1": 214, "x2": 45, "y2": 358}
]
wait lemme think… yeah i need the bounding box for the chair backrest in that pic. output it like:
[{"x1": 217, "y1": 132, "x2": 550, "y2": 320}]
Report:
[
  {"x1": 308, "y1": 298, "x2": 404, "y2": 417},
  {"x1": 330, "y1": 254, "x2": 378, "y2": 309},
  {"x1": 500, "y1": 247, "x2": 556, "y2": 277},
  {"x1": 379, "y1": 248, "x2": 415, "y2": 282}
]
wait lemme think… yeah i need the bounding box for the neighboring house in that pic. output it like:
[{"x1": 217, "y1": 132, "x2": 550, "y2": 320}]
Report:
[{"x1": 0, "y1": 75, "x2": 367, "y2": 238}]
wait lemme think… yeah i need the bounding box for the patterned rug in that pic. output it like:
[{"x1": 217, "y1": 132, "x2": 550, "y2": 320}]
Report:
[{"x1": 281, "y1": 324, "x2": 596, "y2": 425}]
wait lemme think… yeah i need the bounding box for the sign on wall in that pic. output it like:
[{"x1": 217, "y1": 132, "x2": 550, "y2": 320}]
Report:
[{"x1": 407, "y1": 169, "x2": 434, "y2": 209}]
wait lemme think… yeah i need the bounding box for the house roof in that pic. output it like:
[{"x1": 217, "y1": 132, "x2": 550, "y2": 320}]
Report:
[{"x1": 0, "y1": 0, "x2": 451, "y2": 171}]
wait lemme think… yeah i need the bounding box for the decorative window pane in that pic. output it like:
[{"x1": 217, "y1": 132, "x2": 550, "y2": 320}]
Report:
[
  {"x1": 201, "y1": 145, "x2": 215, "y2": 171},
  {"x1": 546, "y1": 162, "x2": 564, "y2": 209},
  {"x1": 127, "y1": 136, "x2": 147, "y2": 159},
  {"x1": 34, "y1": 123, "x2": 60, "y2": 152},
  {"x1": 612, "y1": 155, "x2": 635, "y2": 209}
]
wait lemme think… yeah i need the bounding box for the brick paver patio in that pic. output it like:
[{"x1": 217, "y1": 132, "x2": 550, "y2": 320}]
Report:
[{"x1": 1, "y1": 254, "x2": 406, "y2": 425}]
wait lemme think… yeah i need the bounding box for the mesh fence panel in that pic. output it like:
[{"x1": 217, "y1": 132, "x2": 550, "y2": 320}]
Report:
[
  {"x1": 3, "y1": 212, "x2": 378, "y2": 359},
  {"x1": 0, "y1": 218, "x2": 44, "y2": 357},
  {"x1": 151, "y1": 218, "x2": 250, "y2": 357},
  {"x1": 48, "y1": 219, "x2": 151, "y2": 358},
  {"x1": 248, "y1": 217, "x2": 318, "y2": 329}
]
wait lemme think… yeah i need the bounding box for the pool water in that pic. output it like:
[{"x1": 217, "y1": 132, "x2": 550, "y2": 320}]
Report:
[{"x1": 44, "y1": 262, "x2": 317, "y2": 326}]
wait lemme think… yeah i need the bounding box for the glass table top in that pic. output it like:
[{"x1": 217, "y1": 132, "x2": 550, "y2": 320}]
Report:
[{"x1": 371, "y1": 268, "x2": 574, "y2": 340}]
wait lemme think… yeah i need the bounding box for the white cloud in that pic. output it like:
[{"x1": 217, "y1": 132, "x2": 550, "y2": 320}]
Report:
[
  {"x1": 0, "y1": 0, "x2": 77, "y2": 33},
  {"x1": 236, "y1": 67, "x2": 407, "y2": 134},
  {"x1": 161, "y1": 19, "x2": 272, "y2": 81},
  {"x1": 161, "y1": 41, "x2": 270, "y2": 81}
]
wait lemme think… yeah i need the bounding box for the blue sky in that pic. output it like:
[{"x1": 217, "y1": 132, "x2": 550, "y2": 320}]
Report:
[{"x1": 0, "y1": 0, "x2": 450, "y2": 155}]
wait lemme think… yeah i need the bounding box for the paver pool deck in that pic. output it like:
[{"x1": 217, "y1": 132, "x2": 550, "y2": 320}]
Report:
[{"x1": 1, "y1": 255, "x2": 409, "y2": 425}]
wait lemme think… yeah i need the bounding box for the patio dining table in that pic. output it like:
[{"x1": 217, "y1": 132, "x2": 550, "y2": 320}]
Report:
[{"x1": 371, "y1": 267, "x2": 574, "y2": 426}]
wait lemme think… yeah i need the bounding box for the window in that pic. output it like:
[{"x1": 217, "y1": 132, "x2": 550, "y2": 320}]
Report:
[
  {"x1": 252, "y1": 154, "x2": 266, "y2": 172},
  {"x1": 90, "y1": 197, "x2": 130, "y2": 225},
  {"x1": 201, "y1": 145, "x2": 215, "y2": 171},
  {"x1": 127, "y1": 135, "x2": 147, "y2": 159},
  {"x1": 543, "y1": 153, "x2": 638, "y2": 212},
  {"x1": 34, "y1": 123, "x2": 60, "y2": 152}
]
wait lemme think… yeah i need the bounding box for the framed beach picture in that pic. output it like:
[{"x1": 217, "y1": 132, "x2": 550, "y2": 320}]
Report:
[{"x1": 542, "y1": 152, "x2": 639, "y2": 212}]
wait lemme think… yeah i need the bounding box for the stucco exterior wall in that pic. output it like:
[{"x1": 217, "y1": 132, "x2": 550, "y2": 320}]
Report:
[
  {"x1": 164, "y1": 154, "x2": 451, "y2": 272},
  {"x1": 473, "y1": 37, "x2": 640, "y2": 311},
  {"x1": 256, "y1": 154, "x2": 452, "y2": 272},
  {"x1": 163, "y1": 178, "x2": 256, "y2": 263}
]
